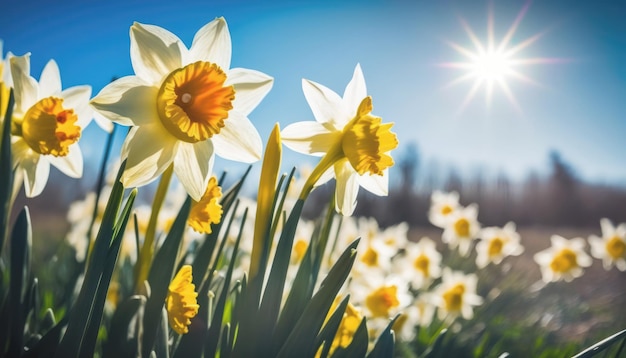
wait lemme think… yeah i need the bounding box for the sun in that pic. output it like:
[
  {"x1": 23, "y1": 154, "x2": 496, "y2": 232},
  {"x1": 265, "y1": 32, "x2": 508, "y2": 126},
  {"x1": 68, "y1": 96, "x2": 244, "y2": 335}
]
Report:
[{"x1": 439, "y1": 1, "x2": 565, "y2": 114}]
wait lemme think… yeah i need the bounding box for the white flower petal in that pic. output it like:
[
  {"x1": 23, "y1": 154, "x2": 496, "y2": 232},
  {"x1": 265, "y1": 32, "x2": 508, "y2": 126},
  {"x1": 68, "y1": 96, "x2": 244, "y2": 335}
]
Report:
[
  {"x1": 190, "y1": 17, "x2": 231, "y2": 70},
  {"x1": 281, "y1": 121, "x2": 339, "y2": 156},
  {"x1": 9, "y1": 54, "x2": 38, "y2": 115},
  {"x1": 226, "y1": 68, "x2": 273, "y2": 116},
  {"x1": 62, "y1": 85, "x2": 92, "y2": 127},
  {"x1": 90, "y1": 76, "x2": 158, "y2": 127},
  {"x1": 48, "y1": 144, "x2": 83, "y2": 178},
  {"x1": 357, "y1": 170, "x2": 388, "y2": 196},
  {"x1": 39, "y1": 60, "x2": 62, "y2": 98},
  {"x1": 21, "y1": 153, "x2": 50, "y2": 198},
  {"x1": 121, "y1": 124, "x2": 177, "y2": 188},
  {"x1": 212, "y1": 111, "x2": 262, "y2": 163},
  {"x1": 343, "y1": 63, "x2": 367, "y2": 115},
  {"x1": 302, "y1": 78, "x2": 347, "y2": 126},
  {"x1": 173, "y1": 140, "x2": 214, "y2": 201},
  {"x1": 334, "y1": 159, "x2": 359, "y2": 216},
  {"x1": 92, "y1": 112, "x2": 115, "y2": 133},
  {"x1": 130, "y1": 22, "x2": 184, "y2": 85},
  {"x1": 315, "y1": 164, "x2": 335, "y2": 187}
]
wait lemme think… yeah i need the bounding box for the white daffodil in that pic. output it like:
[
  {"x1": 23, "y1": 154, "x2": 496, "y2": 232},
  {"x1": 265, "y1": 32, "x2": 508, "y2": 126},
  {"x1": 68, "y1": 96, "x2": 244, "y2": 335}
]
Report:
[
  {"x1": 428, "y1": 190, "x2": 461, "y2": 228},
  {"x1": 534, "y1": 235, "x2": 592, "y2": 283},
  {"x1": 432, "y1": 268, "x2": 483, "y2": 321},
  {"x1": 589, "y1": 218, "x2": 626, "y2": 271},
  {"x1": 393, "y1": 236, "x2": 442, "y2": 289},
  {"x1": 9, "y1": 55, "x2": 92, "y2": 197},
  {"x1": 91, "y1": 18, "x2": 273, "y2": 201},
  {"x1": 441, "y1": 204, "x2": 481, "y2": 256},
  {"x1": 475, "y1": 222, "x2": 524, "y2": 269},
  {"x1": 281, "y1": 64, "x2": 398, "y2": 216}
]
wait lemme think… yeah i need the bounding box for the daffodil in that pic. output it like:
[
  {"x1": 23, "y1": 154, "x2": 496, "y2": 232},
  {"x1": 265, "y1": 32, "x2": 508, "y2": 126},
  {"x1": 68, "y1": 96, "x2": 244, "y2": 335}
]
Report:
[
  {"x1": 281, "y1": 64, "x2": 398, "y2": 216},
  {"x1": 589, "y1": 218, "x2": 626, "y2": 271},
  {"x1": 441, "y1": 204, "x2": 481, "y2": 256},
  {"x1": 9, "y1": 55, "x2": 92, "y2": 197},
  {"x1": 316, "y1": 296, "x2": 363, "y2": 357},
  {"x1": 188, "y1": 176, "x2": 223, "y2": 234},
  {"x1": 90, "y1": 18, "x2": 273, "y2": 201},
  {"x1": 534, "y1": 235, "x2": 592, "y2": 282},
  {"x1": 428, "y1": 190, "x2": 461, "y2": 228},
  {"x1": 166, "y1": 265, "x2": 200, "y2": 334},
  {"x1": 432, "y1": 268, "x2": 483, "y2": 321},
  {"x1": 393, "y1": 236, "x2": 442, "y2": 289},
  {"x1": 475, "y1": 222, "x2": 524, "y2": 269}
]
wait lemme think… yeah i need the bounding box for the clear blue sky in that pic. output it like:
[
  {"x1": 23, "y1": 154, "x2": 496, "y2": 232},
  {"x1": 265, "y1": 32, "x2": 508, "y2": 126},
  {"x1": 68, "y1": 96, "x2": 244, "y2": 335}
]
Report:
[{"x1": 2, "y1": 0, "x2": 625, "y2": 189}]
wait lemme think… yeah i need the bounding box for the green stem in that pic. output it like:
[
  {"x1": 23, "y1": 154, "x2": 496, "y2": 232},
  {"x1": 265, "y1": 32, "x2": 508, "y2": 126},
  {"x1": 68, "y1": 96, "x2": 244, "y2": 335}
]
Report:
[
  {"x1": 134, "y1": 164, "x2": 174, "y2": 293},
  {"x1": 298, "y1": 143, "x2": 343, "y2": 201}
]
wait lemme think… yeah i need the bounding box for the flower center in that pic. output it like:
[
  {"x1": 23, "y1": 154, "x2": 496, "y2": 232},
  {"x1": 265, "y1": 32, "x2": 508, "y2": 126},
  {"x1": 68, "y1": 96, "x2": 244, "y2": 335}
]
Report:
[
  {"x1": 157, "y1": 61, "x2": 235, "y2": 143},
  {"x1": 454, "y1": 218, "x2": 470, "y2": 237},
  {"x1": 441, "y1": 205, "x2": 453, "y2": 215},
  {"x1": 188, "y1": 176, "x2": 223, "y2": 234},
  {"x1": 293, "y1": 239, "x2": 308, "y2": 263},
  {"x1": 413, "y1": 254, "x2": 430, "y2": 277},
  {"x1": 488, "y1": 237, "x2": 504, "y2": 258},
  {"x1": 342, "y1": 96, "x2": 398, "y2": 176},
  {"x1": 21, "y1": 97, "x2": 81, "y2": 157},
  {"x1": 166, "y1": 265, "x2": 199, "y2": 335},
  {"x1": 606, "y1": 236, "x2": 626, "y2": 259},
  {"x1": 442, "y1": 283, "x2": 465, "y2": 312},
  {"x1": 361, "y1": 246, "x2": 379, "y2": 267},
  {"x1": 550, "y1": 248, "x2": 578, "y2": 273},
  {"x1": 365, "y1": 285, "x2": 400, "y2": 317}
]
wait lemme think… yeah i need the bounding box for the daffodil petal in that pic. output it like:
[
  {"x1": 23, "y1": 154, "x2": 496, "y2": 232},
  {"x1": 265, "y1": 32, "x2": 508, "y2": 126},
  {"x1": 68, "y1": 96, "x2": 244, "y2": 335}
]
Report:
[
  {"x1": 334, "y1": 159, "x2": 359, "y2": 216},
  {"x1": 302, "y1": 78, "x2": 347, "y2": 126},
  {"x1": 20, "y1": 152, "x2": 50, "y2": 198},
  {"x1": 48, "y1": 144, "x2": 83, "y2": 178},
  {"x1": 212, "y1": 111, "x2": 262, "y2": 163},
  {"x1": 39, "y1": 60, "x2": 62, "y2": 98},
  {"x1": 315, "y1": 164, "x2": 335, "y2": 187},
  {"x1": 173, "y1": 140, "x2": 214, "y2": 201},
  {"x1": 358, "y1": 170, "x2": 388, "y2": 196},
  {"x1": 62, "y1": 85, "x2": 93, "y2": 127},
  {"x1": 190, "y1": 17, "x2": 231, "y2": 70},
  {"x1": 342, "y1": 64, "x2": 367, "y2": 119},
  {"x1": 130, "y1": 22, "x2": 184, "y2": 85},
  {"x1": 226, "y1": 68, "x2": 273, "y2": 116},
  {"x1": 122, "y1": 124, "x2": 177, "y2": 188},
  {"x1": 281, "y1": 121, "x2": 339, "y2": 156},
  {"x1": 10, "y1": 54, "x2": 38, "y2": 115},
  {"x1": 92, "y1": 112, "x2": 115, "y2": 133},
  {"x1": 90, "y1": 76, "x2": 158, "y2": 126}
]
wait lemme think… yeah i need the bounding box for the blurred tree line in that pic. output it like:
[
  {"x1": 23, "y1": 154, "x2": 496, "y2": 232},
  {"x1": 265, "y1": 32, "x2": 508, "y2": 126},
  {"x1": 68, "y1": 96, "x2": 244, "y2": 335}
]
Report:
[{"x1": 306, "y1": 142, "x2": 626, "y2": 229}]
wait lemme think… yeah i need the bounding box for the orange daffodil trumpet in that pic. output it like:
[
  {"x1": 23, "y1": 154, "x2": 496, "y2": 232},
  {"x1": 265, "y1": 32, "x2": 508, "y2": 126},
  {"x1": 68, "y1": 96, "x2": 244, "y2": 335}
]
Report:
[
  {"x1": 281, "y1": 64, "x2": 398, "y2": 216},
  {"x1": 9, "y1": 54, "x2": 92, "y2": 197},
  {"x1": 90, "y1": 18, "x2": 273, "y2": 201}
]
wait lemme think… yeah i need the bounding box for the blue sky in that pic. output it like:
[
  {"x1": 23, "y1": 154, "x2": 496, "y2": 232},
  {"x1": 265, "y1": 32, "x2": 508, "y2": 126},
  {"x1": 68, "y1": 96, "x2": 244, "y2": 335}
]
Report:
[{"x1": 2, "y1": 0, "x2": 626, "y2": 189}]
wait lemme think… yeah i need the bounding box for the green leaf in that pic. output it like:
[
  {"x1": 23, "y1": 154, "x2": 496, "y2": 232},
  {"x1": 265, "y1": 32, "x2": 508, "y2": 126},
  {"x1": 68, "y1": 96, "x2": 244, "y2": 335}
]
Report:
[
  {"x1": 276, "y1": 239, "x2": 360, "y2": 358},
  {"x1": 79, "y1": 189, "x2": 136, "y2": 357},
  {"x1": 102, "y1": 296, "x2": 145, "y2": 357},
  {"x1": 315, "y1": 295, "x2": 350, "y2": 358},
  {"x1": 572, "y1": 328, "x2": 626, "y2": 358},
  {"x1": 7, "y1": 207, "x2": 32, "y2": 357},
  {"x1": 367, "y1": 314, "x2": 399, "y2": 358},
  {"x1": 424, "y1": 328, "x2": 448, "y2": 358},
  {"x1": 55, "y1": 161, "x2": 127, "y2": 358},
  {"x1": 141, "y1": 196, "x2": 192, "y2": 357},
  {"x1": 204, "y1": 208, "x2": 247, "y2": 357}
]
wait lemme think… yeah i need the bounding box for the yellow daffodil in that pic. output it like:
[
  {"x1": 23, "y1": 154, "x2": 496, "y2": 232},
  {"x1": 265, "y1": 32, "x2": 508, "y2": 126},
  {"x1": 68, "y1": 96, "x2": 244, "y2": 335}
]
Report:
[
  {"x1": 90, "y1": 18, "x2": 273, "y2": 201},
  {"x1": 394, "y1": 237, "x2": 442, "y2": 289},
  {"x1": 475, "y1": 222, "x2": 524, "y2": 269},
  {"x1": 589, "y1": 218, "x2": 626, "y2": 271},
  {"x1": 432, "y1": 268, "x2": 483, "y2": 321},
  {"x1": 9, "y1": 55, "x2": 92, "y2": 197},
  {"x1": 281, "y1": 64, "x2": 398, "y2": 216},
  {"x1": 188, "y1": 175, "x2": 223, "y2": 234},
  {"x1": 166, "y1": 265, "x2": 200, "y2": 334},
  {"x1": 533, "y1": 235, "x2": 592, "y2": 283}
]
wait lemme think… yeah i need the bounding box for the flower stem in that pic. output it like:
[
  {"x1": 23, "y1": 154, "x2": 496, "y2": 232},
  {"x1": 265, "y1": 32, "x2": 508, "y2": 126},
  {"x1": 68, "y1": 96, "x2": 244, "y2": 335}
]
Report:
[
  {"x1": 134, "y1": 164, "x2": 174, "y2": 293},
  {"x1": 298, "y1": 143, "x2": 343, "y2": 201}
]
